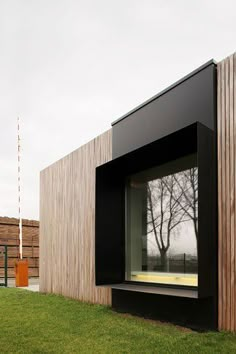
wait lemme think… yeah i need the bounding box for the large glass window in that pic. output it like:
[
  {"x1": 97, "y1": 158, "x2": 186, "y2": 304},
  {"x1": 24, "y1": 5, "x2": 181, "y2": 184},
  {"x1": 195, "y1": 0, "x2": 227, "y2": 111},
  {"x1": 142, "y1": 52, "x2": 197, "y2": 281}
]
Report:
[{"x1": 125, "y1": 154, "x2": 198, "y2": 287}]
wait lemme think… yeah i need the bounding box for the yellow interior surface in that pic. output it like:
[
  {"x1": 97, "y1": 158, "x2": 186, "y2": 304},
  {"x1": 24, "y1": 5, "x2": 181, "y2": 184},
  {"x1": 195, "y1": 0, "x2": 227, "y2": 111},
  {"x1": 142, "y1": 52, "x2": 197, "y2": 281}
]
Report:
[{"x1": 131, "y1": 272, "x2": 198, "y2": 287}]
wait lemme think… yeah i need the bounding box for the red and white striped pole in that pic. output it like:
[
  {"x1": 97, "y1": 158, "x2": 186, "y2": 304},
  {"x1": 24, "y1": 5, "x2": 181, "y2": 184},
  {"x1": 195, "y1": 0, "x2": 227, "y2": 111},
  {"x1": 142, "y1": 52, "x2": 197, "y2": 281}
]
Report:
[{"x1": 17, "y1": 116, "x2": 23, "y2": 260}]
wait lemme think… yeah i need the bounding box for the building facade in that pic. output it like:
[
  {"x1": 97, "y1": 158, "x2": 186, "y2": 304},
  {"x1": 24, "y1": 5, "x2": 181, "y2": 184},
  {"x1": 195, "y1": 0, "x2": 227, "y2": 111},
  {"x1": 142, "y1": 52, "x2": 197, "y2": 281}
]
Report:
[{"x1": 40, "y1": 52, "x2": 236, "y2": 331}]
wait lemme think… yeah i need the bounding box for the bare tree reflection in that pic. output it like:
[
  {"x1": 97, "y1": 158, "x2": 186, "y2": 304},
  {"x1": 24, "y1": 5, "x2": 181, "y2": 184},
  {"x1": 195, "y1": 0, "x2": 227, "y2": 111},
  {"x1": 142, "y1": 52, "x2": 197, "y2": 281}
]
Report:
[
  {"x1": 147, "y1": 167, "x2": 198, "y2": 271},
  {"x1": 173, "y1": 168, "x2": 198, "y2": 240}
]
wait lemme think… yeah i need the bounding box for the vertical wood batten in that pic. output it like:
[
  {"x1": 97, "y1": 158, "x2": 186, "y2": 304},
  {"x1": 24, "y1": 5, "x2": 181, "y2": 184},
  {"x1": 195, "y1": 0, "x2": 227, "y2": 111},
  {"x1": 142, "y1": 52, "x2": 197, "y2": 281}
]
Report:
[
  {"x1": 218, "y1": 53, "x2": 236, "y2": 331},
  {"x1": 222, "y1": 59, "x2": 227, "y2": 330},
  {"x1": 225, "y1": 57, "x2": 231, "y2": 330},
  {"x1": 39, "y1": 130, "x2": 112, "y2": 305},
  {"x1": 229, "y1": 55, "x2": 235, "y2": 331},
  {"x1": 234, "y1": 53, "x2": 236, "y2": 332}
]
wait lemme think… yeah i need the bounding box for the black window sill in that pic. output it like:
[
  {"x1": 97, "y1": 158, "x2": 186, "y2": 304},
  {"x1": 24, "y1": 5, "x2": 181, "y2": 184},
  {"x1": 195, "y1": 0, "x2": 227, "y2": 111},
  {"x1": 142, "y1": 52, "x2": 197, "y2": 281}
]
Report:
[{"x1": 108, "y1": 283, "x2": 198, "y2": 298}]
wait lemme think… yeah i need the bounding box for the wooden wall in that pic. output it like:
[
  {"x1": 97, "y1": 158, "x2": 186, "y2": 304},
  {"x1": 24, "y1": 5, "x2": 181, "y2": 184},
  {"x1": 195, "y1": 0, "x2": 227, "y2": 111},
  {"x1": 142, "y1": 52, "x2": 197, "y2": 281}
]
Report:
[
  {"x1": 39, "y1": 130, "x2": 112, "y2": 305},
  {"x1": 218, "y1": 52, "x2": 236, "y2": 331},
  {"x1": 0, "y1": 217, "x2": 39, "y2": 278},
  {"x1": 39, "y1": 52, "x2": 236, "y2": 326}
]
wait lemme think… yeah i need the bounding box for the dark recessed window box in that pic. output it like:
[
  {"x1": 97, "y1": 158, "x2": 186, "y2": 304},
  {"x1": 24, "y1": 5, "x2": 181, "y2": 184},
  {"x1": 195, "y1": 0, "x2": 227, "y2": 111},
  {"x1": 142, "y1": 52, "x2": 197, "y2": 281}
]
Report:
[{"x1": 95, "y1": 122, "x2": 216, "y2": 299}]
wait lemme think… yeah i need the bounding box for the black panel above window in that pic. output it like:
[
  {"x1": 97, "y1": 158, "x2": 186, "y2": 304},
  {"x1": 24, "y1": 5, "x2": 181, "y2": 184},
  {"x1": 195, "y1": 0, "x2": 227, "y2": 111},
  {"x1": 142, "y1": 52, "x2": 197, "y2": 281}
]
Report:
[{"x1": 112, "y1": 61, "x2": 216, "y2": 159}]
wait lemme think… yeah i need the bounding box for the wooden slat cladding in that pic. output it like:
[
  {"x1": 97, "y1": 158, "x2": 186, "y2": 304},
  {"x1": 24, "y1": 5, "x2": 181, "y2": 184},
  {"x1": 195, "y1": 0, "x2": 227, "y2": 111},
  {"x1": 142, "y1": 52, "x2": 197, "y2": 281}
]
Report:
[
  {"x1": 0, "y1": 226, "x2": 39, "y2": 246},
  {"x1": 0, "y1": 217, "x2": 39, "y2": 227},
  {"x1": 0, "y1": 217, "x2": 39, "y2": 278},
  {"x1": 0, "y1": 257, "x2": 38, "y2": 268},
  {"x1": 40, "y1": 130, "x2": 112, "y2": 305},
  {"x1": 0, "y1": 268, "x2": 38, "y2": 278},
  {"x1": 218, "y1": 52, "x2": 236, "y2": 331},
  {"x1": 0, "y1": 246, "x2": 39, "y2": 258}
]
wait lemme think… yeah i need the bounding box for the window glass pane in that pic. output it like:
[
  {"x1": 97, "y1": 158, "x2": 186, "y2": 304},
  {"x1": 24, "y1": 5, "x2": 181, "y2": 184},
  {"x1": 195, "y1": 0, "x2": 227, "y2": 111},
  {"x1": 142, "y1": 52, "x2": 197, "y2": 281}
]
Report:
[{"x1": 125, "y1": 154, "x2": 198, "y2": 287}]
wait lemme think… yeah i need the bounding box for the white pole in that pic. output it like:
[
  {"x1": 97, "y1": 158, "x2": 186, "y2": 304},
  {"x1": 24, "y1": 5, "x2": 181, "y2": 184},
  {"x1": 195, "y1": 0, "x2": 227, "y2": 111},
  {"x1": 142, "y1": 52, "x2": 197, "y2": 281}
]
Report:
[{"x1": 17, "y1": 116, "x2": 23, "y2": 260}]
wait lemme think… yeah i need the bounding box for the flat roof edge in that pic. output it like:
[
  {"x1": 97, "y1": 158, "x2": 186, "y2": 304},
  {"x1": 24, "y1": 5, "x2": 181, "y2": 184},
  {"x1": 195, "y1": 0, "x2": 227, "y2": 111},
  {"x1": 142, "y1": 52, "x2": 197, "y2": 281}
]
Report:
[{"x1": 111, "y1": 59, "x2": 217, "y2": 126}]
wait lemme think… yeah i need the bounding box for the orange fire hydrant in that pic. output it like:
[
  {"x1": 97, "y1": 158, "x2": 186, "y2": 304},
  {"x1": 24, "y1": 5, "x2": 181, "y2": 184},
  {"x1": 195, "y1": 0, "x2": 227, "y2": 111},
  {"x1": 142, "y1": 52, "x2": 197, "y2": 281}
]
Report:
[{"x1": 15, "y1": 259, "x2": 28, "y2": 287}]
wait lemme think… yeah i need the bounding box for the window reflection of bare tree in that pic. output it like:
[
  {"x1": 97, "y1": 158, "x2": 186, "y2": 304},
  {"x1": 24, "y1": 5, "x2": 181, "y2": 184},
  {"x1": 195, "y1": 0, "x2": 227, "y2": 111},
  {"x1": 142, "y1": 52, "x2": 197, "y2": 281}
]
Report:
[
  {"x1": 147, "y1": 168, "x2": 198, "y2": 271},
  {"x1": 172, "y1": 168, "x2": 198, "y2": 240}
]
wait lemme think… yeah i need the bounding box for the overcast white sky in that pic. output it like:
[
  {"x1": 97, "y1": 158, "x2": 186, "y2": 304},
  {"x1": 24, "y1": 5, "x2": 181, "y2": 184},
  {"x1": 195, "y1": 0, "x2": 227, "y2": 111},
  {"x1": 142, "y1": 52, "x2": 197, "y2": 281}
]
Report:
[{"x1": 0, "y1": 0, "x2": 235, "y2": 220}]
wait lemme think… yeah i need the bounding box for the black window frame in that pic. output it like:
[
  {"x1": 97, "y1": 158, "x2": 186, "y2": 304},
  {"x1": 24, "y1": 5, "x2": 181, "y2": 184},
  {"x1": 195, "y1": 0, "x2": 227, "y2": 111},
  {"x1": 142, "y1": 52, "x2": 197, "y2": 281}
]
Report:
[
  {"x1": 95, "y1": 122, "x2": 217, "y2": 299},
  {"x1": 124, "y1": 153, "x2": 199, "y2": 290}
]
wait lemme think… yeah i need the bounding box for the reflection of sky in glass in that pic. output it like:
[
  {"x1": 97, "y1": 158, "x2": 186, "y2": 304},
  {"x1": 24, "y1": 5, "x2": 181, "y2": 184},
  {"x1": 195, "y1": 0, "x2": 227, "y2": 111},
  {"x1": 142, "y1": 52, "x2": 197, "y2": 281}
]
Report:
[{"x1": 147, "y1": 220, "x2": 197, "y2": 256}]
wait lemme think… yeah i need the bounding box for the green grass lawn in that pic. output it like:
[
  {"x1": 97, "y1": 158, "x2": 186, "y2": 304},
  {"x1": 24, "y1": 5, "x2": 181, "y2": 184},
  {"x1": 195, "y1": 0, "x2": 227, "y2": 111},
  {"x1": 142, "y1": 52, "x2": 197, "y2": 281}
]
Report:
[{"x1": 0, "y1": 288, "x2": 236, "y2": 353}]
